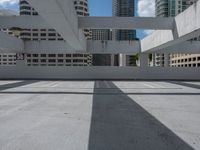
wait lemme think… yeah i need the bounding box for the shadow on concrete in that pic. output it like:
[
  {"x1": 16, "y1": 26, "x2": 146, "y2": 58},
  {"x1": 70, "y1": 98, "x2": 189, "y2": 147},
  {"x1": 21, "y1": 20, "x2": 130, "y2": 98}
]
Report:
[
  {"x1": 88, "y1": 81, "x2": 194, "y2": 150},
  {"x1": 0, "y1": 80, "x2": 39, "y2": 91},
  {"x1": 168, "y1": 81, "x2": 200, "y2": 89}
]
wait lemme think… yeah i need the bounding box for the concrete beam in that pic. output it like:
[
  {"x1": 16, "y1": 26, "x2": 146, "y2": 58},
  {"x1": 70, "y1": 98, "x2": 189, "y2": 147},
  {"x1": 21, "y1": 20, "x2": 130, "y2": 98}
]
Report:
[
  {"x1": 24, "y1": 41, "x2": 84, "y2": 53},
  {"x1": 141, "y1": 29, "x2": 200, "y2": 52},
  {"x1": 26, "y1": 0, "x2": 86, "y2": 51},
  {"x1": 158, "y1": 41, "x2": 200, "y2": 54},
  {"x1": 0, "y1": 16, "x2": 174, "y2": 30},
  {"x1": 87, "y1": 40, "x2": 140, "y2": 54},
  {"x1": 79, "y1": 17, "x2": 174, "y2": 30},
  {"x1": 141, "y1": 0, "x2": 200, "y2": 53},
  {"x1": 0, "y1": 66, "x2": 200, "y2": 80},
  {"x1": 141, "y1": 30, "x2": 174, "y2": 52},
  {"x1": 23, "y1": 40, "x2": 140, "y2": 54},
  {"x1": 0, "y1": 16, "x2": 51, "y2": 29},
  {"x1": 0, "y1": 31, "x2": 23, "y2": 53},
  {"x1": 175, "y1": 1, "x2": 200, "y2": 37}
]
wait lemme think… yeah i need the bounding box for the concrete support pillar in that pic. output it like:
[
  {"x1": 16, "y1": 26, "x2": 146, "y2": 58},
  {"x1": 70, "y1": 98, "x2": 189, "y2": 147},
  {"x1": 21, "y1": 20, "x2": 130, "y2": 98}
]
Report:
[
  {"x1": 152, "y1": 53, "x2": 156, "y2": 67},
  {"x1": 156, "y1": 53, "x2": 164, "y2": 67},
  {"x1": 119, "y1": 54, "x2": 126, "y2": 67},
  {"x1": 140, "y1": 53, "x2": 149, "y2": 68},
  {"x1": 164, "y1": 53, "x2": 169, "y2": 67},
  {"x1": 111, "y1": 54, "x2": 115, "y2": 66}
]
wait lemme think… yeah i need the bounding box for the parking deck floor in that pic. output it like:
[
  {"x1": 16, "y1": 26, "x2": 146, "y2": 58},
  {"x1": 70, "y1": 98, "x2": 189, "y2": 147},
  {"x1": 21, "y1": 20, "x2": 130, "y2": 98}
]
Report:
[{"x1": 0, "y1": 80, "x2": 200, "y2": 150}]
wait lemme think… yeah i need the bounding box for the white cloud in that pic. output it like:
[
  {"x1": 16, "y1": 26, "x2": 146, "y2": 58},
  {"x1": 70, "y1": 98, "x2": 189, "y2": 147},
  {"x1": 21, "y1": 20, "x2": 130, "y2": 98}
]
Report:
[
  {"x1": 138, "y1": 0, "x2": 155, "y2": 17},
  {"x1": 0, "y1": 0, "x2": 18, "y2": 7},
  {"x1": 137, "y1": 0, "x2": 155, "y2": 36}
]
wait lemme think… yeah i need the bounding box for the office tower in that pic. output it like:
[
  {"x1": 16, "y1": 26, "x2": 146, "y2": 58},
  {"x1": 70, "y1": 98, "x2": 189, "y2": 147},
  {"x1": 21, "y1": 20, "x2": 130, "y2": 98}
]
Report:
[
  {"x1": 155, "y1": 0, "x2": 200, "y2": 67},
  {"x1": 91, "y1": 29, "x2": 114, "y2": 66},
  {"x1": 156, "y1": 0, "x2": 197, "y2": 17},
  {"x1": 113, "y1": 0, "x2": 136, "y2": 40},
  {"x1": 112, "y1": 0, "x2": 138, "y2": 66},
  {"x1": 91, "y1": 29, "x2": 112, "y2": 41},
  {"x1": 74, "y1": 0, "x2": 91, "y2": 39},
  {"x1": 19, "y1": 0, "x2": 92, "y2": 66}
]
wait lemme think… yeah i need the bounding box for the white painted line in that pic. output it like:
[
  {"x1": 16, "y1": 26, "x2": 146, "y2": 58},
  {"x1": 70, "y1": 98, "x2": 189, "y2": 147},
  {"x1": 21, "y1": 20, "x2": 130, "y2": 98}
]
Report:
[
  {"x1": 150, "y1": 82, "x2": 165, "y2": 88},
  {"x1": 51, "y1": 83, "x2": 58, "y2": 87},
  {"x1": 49, "y1": 82, "x2": 59, "y2": 87},
  {"x1": 143, "y1": 83, "x2": 155, "y2": 88}
]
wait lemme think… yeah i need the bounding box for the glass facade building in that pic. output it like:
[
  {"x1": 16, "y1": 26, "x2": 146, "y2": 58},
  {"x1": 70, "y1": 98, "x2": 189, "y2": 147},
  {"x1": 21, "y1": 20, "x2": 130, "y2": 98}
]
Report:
[
  {"x1": 112, "y1": 0, "x2": 138, "y2": 66},
  {"x1": 156, "y1": 0, "x2": 197, "y2": 17},
  {"x1": 113, "y1": 0, "x2": 136, "y2": 41}
]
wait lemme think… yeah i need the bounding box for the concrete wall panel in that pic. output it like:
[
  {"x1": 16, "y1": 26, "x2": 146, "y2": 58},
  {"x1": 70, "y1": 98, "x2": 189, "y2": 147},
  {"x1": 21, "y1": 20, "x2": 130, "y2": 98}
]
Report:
[
  {"x1": 0, "y1": 31, "x2": 24, "y2": 53},
  {"x1": 0, "y1": 66, "x2": 199, "y2": 80}
]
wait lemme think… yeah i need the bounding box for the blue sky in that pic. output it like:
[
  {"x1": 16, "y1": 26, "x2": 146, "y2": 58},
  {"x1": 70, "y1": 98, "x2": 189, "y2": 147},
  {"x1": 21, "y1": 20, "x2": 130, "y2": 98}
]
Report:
[
  {"x1": 0, "y1": 0, "x2": 155, "y2": 39},
  {"x1": 88, "y1": 0, "x2": 112, "y2": 16},
  {"x1": 89, "y1": 0, "x2": 139, "y2": 16}
]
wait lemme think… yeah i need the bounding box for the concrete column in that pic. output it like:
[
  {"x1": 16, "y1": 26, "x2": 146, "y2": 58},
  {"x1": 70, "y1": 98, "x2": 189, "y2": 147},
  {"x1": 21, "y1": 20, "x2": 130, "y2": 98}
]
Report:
[
  {"x1": 111, "y1": 54, "x2": 115, "y2": 66},
  {"x1": 140, "y1": 53, "x2": 149, "y2": 68},
  {"x1": 152, "y1": 53, "x2": 156, "y2": 67},
  {"x1": 156, "y1": 53, "x2": 164, "y2": 67},
  {"x1": 119, "y1": 54, "x2": 126, "y2": 67},
  {"x1": 164, "y1": 53, "x2": 169, "y2": 67}
]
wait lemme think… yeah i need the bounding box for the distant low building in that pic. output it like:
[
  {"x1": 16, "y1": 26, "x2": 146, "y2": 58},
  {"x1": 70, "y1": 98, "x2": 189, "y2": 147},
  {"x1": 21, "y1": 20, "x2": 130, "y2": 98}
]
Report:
[{"x1": 0, "y1": 10, "x2": 19, "y2": 66}]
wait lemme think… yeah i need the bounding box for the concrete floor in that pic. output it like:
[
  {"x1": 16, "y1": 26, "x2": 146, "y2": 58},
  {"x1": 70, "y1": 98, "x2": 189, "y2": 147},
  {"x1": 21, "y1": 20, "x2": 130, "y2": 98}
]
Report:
[{"x1": 0, "y1": 80, "x2": 200, "y2": 150}]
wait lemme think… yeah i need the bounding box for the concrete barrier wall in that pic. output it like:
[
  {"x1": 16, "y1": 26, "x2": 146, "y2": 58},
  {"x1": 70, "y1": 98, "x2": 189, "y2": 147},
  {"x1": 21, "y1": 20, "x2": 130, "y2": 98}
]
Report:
[{"x1": 0, "y1": 66, "x2": 199, "y2": 80}]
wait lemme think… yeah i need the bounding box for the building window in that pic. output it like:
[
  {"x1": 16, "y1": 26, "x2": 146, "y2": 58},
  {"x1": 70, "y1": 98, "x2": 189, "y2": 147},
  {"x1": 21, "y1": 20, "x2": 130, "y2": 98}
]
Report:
[
  {"x1": 58, "y1": 59, "x2": 64, "y2": 63},
  {"x1": 48, "y1": 59, "x2": 56, "y2": 63},
  {"x1": 41, "y1": 54, "x2": 46, "y2": 57},
  {"x1": 58, "y1": 54, "x2": 64, "y2": 57},
  {"x1": 66, "y1": 60, "x2": 71, "y2": 63},
  {"x1": 41, "y1": 59, "x2": 46, "y2": 63},
  {"x1": 33, "y1": 54, "x2": 38, "y2": 57},
  {"x1": 48, "y1": 54, "x2": 56, "y2": 57},
  {"x1": 33, "y1": 59, "x2": 38, "y2": 63},
  {"x1": 66, "y1": 54, "x2": 71, "y2": 57}
]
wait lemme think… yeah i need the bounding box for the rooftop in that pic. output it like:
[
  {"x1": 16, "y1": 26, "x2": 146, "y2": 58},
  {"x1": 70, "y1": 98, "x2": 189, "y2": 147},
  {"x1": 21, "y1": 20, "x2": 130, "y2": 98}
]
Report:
[{"x1": 0, "y1": 80, "x2": 200, "y2": 150}]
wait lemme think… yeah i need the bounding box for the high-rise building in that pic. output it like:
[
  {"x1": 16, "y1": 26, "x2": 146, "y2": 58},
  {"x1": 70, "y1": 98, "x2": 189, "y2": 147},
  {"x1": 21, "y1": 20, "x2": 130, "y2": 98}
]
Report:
[
  {"x1": 156, "y1": 0, "x2": 197, "y2": 17},
  {"x1": 19, "y1": 0, "x2": 92, "y2": 66},
  {"x1": 155, "y1": 0, "x2": 200, "y2": 67},
  {"x1": 91, "y1": 29, "x2": 112, "y2": 41},
  {"x1": 112, "y1": 0, "x2": 138, "y2": 66},
  {"x1": 91, "y1": 29, "x2": 115, "y2": 66},
  {"x1": 112, "y1": 0, "x2": 136, "y2": 40},
  {"x1": 74, "y1": 0, "x2": 91, "y2": 39}
]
